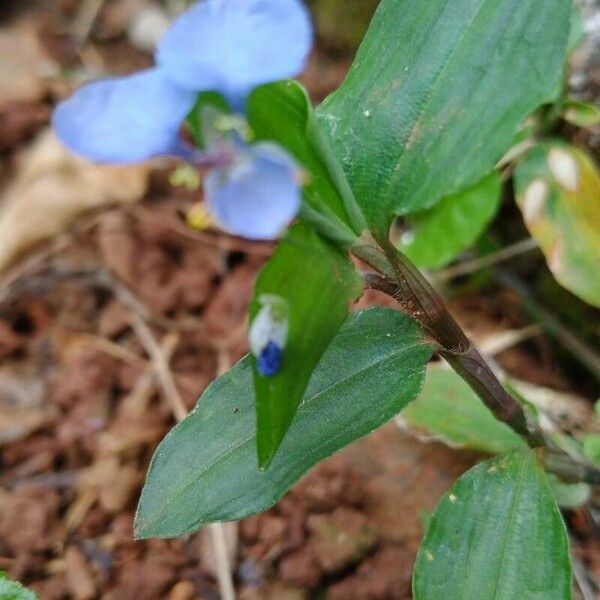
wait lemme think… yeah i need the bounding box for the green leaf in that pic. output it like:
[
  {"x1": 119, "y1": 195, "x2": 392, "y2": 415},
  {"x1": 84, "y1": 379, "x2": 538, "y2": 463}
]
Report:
[
  {"x1": 402, "y1": 366, "x2": 525, "y2": 454},
  {"x1": 0, "y1": 572, "x2": 38, "y2": 600},
  {"x1": 317, "y1": 0, "x2": 571, "y2": 239},
  {"x1": 247, "y1": 81, "x2": 366, "y2": 243},
  {"x1": 397, "y1": 172, "x2": 502, "y2": 269},
  {"x1": 562, "y1": 100, "x2": 600, "y2": 128},
  {"x1": 413, "y1": 450, "x2": 572, "y2": 600},
  {"x1": 583, "y1": 433, "x2": 600, "y2": 465},
  {"x1": 251, "y1": 223, "x2": 362, "y2": 467},
  {"x1": 514, "y1": 141, "x2": 600, "y2": 308},
  {"x1": 546, "y1": 474, "x2": 591, "y2": 509},
  {"x1": 135, "y1": 308, "x2": 436, "y2": 538}
]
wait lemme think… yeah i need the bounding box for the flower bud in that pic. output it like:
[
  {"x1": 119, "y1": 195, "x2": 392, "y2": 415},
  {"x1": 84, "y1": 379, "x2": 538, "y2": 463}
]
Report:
[{"x1": 249, "y1": 295, "x2": 289, "y2": 377}]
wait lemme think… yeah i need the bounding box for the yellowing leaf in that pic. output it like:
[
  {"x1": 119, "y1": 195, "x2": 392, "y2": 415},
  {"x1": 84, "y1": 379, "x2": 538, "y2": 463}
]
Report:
[{"x1": 515, "y1": 142, "x2": 600, "y2": 308}]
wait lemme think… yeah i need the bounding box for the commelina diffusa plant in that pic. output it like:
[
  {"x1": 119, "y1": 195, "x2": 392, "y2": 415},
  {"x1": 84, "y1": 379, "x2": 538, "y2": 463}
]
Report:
[{"x1": 52, "y1": 0, "x2": 600, "y2": 597}]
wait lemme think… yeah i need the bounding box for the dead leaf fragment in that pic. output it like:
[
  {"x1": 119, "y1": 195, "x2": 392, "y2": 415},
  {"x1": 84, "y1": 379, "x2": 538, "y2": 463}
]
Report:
[
  {"x1": 0, "y1": 23, "x2": 56, "y2": 106},
  {"x1": 0, "y1": 129, "x2": 151, "y2": 273},
  {"x1": 64, "y1": 545, "x2": 97, "y2": 600}
]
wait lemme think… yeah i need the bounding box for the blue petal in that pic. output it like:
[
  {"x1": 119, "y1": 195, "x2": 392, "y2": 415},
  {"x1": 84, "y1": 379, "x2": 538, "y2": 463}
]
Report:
[
  {"x1": 157, "y1": 0, "x2": 313, "y2": 106},
  {"x1": 204, "y1": 142, "x2": 301, "y2": 240},
  {"x1": 257, "y1": 341, "x2": 283, "y2": 376},
  {"x1": 52, "y1": 68, "x2": 197, "y2": 163}
]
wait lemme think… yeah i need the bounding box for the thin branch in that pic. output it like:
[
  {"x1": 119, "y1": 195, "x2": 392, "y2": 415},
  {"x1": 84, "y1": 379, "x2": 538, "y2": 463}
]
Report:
[
  {"x1": 435, "y1": 238, "x2": 539, "y2": 281},
  {"x1": 495, "y1": 269, "x2": 600, "y2": 383},
  {"x1": 209, "y1": 524, "x2": 237, "y2": 600},
  {"x1": 129, "y1": 315, "x2": 188, "y2": 423},
  {"x1": 72, "y1": 0, "x2": 105, "y2": 47}
]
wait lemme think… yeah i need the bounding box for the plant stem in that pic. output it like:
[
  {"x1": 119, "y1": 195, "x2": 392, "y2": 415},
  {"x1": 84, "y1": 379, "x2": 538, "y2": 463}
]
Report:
[
  {"x1": 439, "y1": 346, "x2": 540, "y2": 443},
  {"x1": 362, "y1": 245, "x2": 600, "y2": 486}
]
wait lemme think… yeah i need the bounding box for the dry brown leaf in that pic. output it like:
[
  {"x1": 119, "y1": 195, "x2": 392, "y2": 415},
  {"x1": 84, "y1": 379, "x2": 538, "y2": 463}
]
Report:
[
  {"x1": 0, "y1": 366, "x2": 54, "y2": 444},
  {"x1": 0, "y1": 129, "x2": 151, "y2": 273},
  {"x1": 64, "y1": 546, "x2": 97, "y2": 600},
  {"x1": 510, "y1": 378, "x2": 600, "y2": 434},
  {"x1": 80, "y1": 457, "x2": 141, "y2": 513},
  {"x1": 0, "y1": 22, "x2": 56, "y2": 105}
]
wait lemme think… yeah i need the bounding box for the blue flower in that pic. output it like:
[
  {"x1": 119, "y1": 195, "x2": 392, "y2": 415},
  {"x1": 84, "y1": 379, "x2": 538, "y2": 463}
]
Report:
[
  {"x1": 52, "y1": 0, "x2": 312, "y2": 162},
  {"x1": 51, "y1": 0, "x2": 313, "y2": 239},
  {"x1": 52, "y1": 69, "x2": 197, "y2": 163},
  {"x1": 157, "y1": 0, "x2": 313, "y2": 109},
  {"x1": 204, "y1": 142, "x2": 301, "y2": 240},
  {"x1": 249, "y1": 294, "x2": 289, "y2": 377}
]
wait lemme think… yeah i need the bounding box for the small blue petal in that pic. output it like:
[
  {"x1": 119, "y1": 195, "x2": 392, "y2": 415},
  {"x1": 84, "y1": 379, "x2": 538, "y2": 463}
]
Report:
[
  {"x1": 257, "y1": 340, "x2": 283, "y2": 376},
  {"x1": 157, "y1": 0, "x2": 313, "y2": 107},
  {"x1": 52, "y1": 68, "x2": 197, "y2": 163},
  {"x1": 204, "y1": 142, "x2": 301, "y2": 240}
]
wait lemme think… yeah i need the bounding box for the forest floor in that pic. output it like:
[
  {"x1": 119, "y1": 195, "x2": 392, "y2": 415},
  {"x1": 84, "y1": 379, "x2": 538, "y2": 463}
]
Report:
[{"x1": 0, "y1": 1, "x2": 599, "y2": 599}]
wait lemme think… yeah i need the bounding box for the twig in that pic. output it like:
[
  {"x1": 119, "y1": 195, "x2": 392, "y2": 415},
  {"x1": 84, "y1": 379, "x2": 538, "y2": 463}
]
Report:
[
  {"x1": 72, "y1": 0, "x2": 105, "y2": 47},
  {"x1": 167, "y1": 221, "x2": 274, "y2": 257},
  {"x1": 120, "y1": 335, "x2": 179, "y2": 419},
  {"x1": 435, "y1": 238, "x2": 538, "y2": 281},
  {"x1": 209, "y1": 523, "x2": 237, "y2": 600},
  {"x1": 94, "y1": 268, "x2": 203, "y2": 332},
  {"x1": 75, "y1": 333, "x2": 149, "y2": 368},
  {"x1": 571, "y1": 545, "x2": 598, "y2": 600},
  {"x1": 494, "y1": 269, "x2": 600, "y2": 383},
  {"x1": 477, "y1": 325, "x2": 541, "y2": 357},
  {"x1": 129, "y1": 315, "x2": 188, "y2": 423}
]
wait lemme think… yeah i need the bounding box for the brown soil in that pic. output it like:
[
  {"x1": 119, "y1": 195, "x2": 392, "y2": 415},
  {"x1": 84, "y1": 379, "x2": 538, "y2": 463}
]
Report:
[{"x1": 0, "y1": 2, "x2": 599, "y2": 599}]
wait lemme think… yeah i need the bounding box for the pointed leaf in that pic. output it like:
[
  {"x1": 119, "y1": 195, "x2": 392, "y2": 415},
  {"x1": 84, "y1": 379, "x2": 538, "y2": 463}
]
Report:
[
  {"x1": 247, "y1": 81, "x2": 366, "y2": 242},
  {"x1": 413, "y1": 450, "x2": 572, "y2": 600},
  {"x1": 250, "y1": 223, "x2": 362, "y2": 467},
  {"x1": 514, "y1": 142, "x2": 600, "y2": 307},
  {"x1": 317, "y1": 0, "x2": 571, "y2": 239},
  {"x1": 402, "y1": 366, "x2": 525, "y2": 454},
  {"x1": 135, "y1": 308, "x2": 436, "y2": 538}
]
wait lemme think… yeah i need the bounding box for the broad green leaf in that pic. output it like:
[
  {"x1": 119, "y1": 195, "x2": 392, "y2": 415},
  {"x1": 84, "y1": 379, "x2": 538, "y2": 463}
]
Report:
[
  {"x1": 404, "y1": 368, "x2": 591, "y2": 508},
  {"x1": 413, "y1": 450, "x2": 572, "y2": 600},
  {"x1": 0, "y1": 572, "x2": 38, "y2": 600},
  {"x1": 402, "y1": 366, "x2": 525, "y2": 454},
  {"x1": 317, "y1": 0, "x2": 571, "y2": 239},
  {"x1": 251, "y1": 223, "x2": 362, "y2": 467},
  {"x1": 514, "y1": 142, "x2": 600, "y2": 307},
  {"x1": 247, "y1": 81, "x2": 366, "y2": 244},
  {"x1": 398, "y1": 172, "x2": 502, "y2": 269},
  {"x1": 562, "y1": 100, "x2": 600, "y2": 128},
  {"x1": 135, "y1": 308, "x2": 436, "y2": 538}
]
